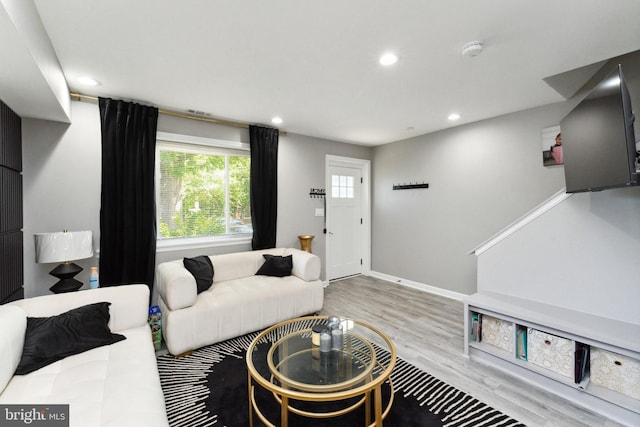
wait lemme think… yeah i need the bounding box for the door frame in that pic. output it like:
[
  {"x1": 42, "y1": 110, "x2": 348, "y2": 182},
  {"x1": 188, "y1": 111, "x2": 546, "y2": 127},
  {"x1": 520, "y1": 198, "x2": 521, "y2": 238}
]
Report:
[{"x1": 325, "y1": 155, "x2": 371, "y2": 281}]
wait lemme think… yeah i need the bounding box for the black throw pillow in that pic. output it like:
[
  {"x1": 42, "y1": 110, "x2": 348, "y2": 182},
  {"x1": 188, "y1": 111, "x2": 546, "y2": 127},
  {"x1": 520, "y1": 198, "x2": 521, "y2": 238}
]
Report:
[
  {"x1": 15, "y1": 302, "x2": 126, "y2": 375},
  {"x1": 183, "y1": 256, "x2": 214, "y2": 293},
  {"x1": 256, "y1": 254, "x2": 293, "y2": 277}
]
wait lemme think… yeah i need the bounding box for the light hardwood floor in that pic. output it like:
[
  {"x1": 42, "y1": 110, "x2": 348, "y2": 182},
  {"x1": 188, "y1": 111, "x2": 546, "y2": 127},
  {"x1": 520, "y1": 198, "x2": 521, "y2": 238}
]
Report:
[{"x1": 319, "y1": 275, "x2": 628, "y2": 427}]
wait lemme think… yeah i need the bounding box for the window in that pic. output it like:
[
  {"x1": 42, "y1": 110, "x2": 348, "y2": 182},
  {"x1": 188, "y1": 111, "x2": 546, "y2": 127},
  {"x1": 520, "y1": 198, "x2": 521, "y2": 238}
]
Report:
[
  {"x1": 331, "y1": 174, "x2": 354, "y2": 198},
  {"x1": 156, "y1": 134, "x2": 252, "y2": 244}
]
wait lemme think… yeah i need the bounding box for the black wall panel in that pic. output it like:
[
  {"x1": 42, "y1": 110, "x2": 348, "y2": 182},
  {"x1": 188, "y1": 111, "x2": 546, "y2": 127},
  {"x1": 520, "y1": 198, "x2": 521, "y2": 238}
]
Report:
[
  {"x1": 0, "y1": 231, "x2": 23, "y2": 302},
  {"x1": 0, "y1": 167, "x2": 23, "y2": 232},
  {"x1": 0, "y1": 101, "x2": 22, "y2": 171},
  {"x1": 0, "y1": 100, "x2": 23, "y2": 303}
]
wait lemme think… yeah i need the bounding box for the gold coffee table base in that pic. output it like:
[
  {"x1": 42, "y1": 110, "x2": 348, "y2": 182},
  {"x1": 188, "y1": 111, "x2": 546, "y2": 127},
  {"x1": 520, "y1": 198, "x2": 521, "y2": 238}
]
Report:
[{"x1": 246, "y1": 316, "x2": 396, "y2": 427}]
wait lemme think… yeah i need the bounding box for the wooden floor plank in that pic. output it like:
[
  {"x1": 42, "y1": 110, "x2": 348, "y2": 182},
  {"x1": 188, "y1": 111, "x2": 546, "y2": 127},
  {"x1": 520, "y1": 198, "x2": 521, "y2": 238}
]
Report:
[{"x1": 319, "y1": 275, "x2": 628, "y2": 427}]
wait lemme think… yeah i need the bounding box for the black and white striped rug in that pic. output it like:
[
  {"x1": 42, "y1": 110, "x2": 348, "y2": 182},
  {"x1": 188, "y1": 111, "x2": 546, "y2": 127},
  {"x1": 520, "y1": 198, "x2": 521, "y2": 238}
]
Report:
[{"x1": 157, "y1": 328, "x2": 525, "y2": 427}]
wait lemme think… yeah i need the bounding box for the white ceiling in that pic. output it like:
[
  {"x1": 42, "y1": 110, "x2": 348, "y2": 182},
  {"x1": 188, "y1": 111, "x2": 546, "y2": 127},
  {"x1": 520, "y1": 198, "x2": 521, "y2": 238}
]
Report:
[{"x1": 9, "y1": 1, "x2": 640, "y2": 145}]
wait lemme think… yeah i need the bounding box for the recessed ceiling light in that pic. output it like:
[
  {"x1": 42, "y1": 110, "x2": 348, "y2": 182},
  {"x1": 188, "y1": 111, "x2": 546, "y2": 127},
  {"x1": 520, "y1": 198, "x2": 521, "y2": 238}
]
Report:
[
  {"x1": 271, "y1": 116, "x2": 283, "y2": 125},
  {"x1": 77, "y1": 76, "x2": 101, "y2": 87},
  {"x1": 379, "y1": 52, "x2": 398, "y2": 66},
  {"x1": 448, "y1": 113, "x2": 461, "y2": 121}
]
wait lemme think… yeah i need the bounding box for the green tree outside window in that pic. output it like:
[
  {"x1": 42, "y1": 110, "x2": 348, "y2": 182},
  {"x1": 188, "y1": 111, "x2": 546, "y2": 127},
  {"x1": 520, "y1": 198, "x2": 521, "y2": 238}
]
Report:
[{"x1": 158, "y1": 147, "x2": 251, "y2": 239}]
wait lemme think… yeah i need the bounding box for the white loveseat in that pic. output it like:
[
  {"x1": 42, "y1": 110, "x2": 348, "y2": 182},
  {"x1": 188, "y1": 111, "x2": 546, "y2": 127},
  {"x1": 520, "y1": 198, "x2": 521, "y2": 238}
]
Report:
[
  {"x1": 156, "y1": 248, "x2": 324, "y2": 355},
  {"x1": 0, "y1": 285, "x2": 169, "y2": 427}
]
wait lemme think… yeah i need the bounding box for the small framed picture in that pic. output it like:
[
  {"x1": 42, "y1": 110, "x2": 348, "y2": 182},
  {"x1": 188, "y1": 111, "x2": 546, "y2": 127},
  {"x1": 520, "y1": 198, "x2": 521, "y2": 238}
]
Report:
[{"x1": 542, "y1": 125, "x2": 562, "y2": 166}]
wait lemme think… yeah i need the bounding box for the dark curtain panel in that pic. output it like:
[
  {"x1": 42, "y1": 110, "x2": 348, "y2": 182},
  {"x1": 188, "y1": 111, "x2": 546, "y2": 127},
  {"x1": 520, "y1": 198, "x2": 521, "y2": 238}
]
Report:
[
  {"x1": 249, "y1": 125, "x2": 279, "y2": 250},
  {"x1": 98, "y1": 97, "x2": 158, "y2": 289}
]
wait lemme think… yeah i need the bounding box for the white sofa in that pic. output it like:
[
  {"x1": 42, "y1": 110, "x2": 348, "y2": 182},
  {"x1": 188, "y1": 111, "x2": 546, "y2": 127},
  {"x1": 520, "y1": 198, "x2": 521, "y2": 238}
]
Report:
[
  {"x1": 0, "y1": 285, "x2": 169, "y2": 427},
  {"x1": 156, "y1": 248, "x2": 324, "y2": 355}
]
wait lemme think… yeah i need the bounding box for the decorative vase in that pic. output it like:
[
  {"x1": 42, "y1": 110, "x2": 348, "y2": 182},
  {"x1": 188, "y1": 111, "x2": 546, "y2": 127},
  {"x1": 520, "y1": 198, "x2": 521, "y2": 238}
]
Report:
[{"x1": 298, "y1": 235, "x2": 315, "y2": 253}]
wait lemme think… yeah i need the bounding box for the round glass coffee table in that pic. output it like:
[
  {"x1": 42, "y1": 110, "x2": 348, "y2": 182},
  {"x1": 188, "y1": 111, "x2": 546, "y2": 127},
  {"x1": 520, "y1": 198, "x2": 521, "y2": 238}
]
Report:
[{"x1": 246, "y1": 316, "x2": 396, "y2": 427}]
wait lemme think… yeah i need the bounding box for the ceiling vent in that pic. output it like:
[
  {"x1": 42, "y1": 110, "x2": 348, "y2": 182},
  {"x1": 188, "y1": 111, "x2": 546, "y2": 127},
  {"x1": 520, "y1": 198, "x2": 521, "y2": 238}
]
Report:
[{"x1": 187, "y1": 109, "x2": 211, "y2": 117}]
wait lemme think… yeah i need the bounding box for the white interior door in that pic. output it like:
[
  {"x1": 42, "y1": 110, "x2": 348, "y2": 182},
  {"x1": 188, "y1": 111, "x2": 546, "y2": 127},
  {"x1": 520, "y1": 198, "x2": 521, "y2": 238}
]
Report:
[{"x1": 326, "y1": 164, "x2": 363, "y2": 280}]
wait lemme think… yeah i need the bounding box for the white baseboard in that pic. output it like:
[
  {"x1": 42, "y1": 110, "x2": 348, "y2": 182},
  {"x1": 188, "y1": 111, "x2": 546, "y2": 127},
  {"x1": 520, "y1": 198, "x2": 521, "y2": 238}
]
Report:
[{"x1": 368, "y1": 271, "x2": 468, "y2": 301}]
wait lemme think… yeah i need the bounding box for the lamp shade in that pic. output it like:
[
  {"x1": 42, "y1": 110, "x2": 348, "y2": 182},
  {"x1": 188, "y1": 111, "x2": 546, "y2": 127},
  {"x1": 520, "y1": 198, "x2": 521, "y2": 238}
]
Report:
[{"x1": 34, "y1": 231, "x2": 94, "y2": 263}]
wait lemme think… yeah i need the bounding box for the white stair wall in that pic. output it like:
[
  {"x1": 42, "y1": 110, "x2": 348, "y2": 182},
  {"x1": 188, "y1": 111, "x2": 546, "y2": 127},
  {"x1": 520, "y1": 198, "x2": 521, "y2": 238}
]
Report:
[{"x1": 472, "y1": 186, "x2": 640, "y2": 325}]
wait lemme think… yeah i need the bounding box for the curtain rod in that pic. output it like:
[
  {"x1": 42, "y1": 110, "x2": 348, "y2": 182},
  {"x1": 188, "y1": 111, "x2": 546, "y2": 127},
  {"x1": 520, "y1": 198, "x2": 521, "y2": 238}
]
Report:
[{"x1": 70, "y1": 92, "x2": 285, "y2": 134}]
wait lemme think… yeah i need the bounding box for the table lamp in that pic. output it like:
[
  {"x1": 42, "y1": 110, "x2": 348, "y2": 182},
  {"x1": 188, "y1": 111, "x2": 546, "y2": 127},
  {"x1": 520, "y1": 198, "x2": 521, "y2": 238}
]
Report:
[{"x1": 34, "y1": 230, "x2": 94, "y2": 293}]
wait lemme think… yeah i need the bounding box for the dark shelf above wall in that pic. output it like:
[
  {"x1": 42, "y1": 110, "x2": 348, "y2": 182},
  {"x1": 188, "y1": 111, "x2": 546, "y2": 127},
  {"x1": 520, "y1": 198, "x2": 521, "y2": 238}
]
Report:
[{"x1": 393, "y1": 183, "x2": 429, "y2": 190}]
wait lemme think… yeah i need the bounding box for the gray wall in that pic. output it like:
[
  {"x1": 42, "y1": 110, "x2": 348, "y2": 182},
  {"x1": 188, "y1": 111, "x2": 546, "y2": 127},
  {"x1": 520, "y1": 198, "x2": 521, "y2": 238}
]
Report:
[
  {"x1": 23, "y1": 101, "x2": 101, "y2": 298},
  {"x1": 277, "y1": 132, "x2": 371, "y2": 279},
  {"x1": 371, "y1": 51, "x2": 640, "y2": 297},
  {"x1": 22, "y1": 100, "x2": 371, "y2": 298},
  {"x1": 371, "y1": 104, "x2": 569, "y2": 295}
]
